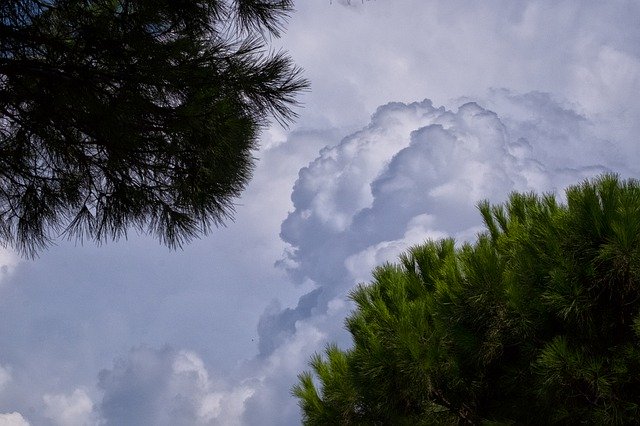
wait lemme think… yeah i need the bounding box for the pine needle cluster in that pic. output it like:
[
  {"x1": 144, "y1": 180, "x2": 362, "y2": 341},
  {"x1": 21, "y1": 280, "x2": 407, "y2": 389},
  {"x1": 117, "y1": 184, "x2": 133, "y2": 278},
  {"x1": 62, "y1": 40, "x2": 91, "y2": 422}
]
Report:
[
  {"x1": 294, "y1": 174, "x2": 640, "y2": 425},
  {"x1": 1, "y1": 0, "x2": 307, "y2": 256}
]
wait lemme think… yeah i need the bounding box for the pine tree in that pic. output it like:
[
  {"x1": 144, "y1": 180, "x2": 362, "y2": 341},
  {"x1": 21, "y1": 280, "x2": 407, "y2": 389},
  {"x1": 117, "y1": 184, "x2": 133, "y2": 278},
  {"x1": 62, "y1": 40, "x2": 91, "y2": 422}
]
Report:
[
  {"x1": 294, "y1": 174, "x2": 640, "y2": 425},
  {"x1": 0, "y1": 0, "x2": 307, "y2": 256}
]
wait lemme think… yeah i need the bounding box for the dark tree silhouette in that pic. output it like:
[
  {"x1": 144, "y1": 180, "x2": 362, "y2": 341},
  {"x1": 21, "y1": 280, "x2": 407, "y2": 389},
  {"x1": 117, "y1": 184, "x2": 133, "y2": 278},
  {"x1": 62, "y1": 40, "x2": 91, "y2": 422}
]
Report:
[
  {"x1": 295, "y1": 174, "x2": 640, "y2": 425},
  {"x1": 0, "y1": 0, "x2": 307, "y2": 256}
]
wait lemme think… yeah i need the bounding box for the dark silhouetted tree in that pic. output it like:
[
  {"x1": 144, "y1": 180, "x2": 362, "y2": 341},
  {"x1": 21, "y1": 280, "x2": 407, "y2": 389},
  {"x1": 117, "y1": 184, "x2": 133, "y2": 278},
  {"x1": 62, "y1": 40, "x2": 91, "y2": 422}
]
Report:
[
  {"x1": 1, "y1": 0, "x2": 307, "y2": 256},
  {"x1": 294, "y1": 174, "x2": 640, "y2": 425}
]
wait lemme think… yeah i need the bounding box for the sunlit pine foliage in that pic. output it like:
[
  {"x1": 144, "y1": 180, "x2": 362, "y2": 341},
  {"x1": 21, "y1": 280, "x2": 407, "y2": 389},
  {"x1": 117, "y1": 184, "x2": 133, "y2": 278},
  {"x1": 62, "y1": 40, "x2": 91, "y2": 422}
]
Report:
[{"x1": 294, "y1": 174, "x2": 640, "y2": 425}]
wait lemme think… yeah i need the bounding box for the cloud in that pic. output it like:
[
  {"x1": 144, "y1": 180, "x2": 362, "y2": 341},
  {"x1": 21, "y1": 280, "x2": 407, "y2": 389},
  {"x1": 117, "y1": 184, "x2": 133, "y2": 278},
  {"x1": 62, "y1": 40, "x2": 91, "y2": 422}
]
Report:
[
  {"x1": 249, "y1": 92, "x2": 620, "y2": 422},
  {"x1": 282, "y1": 1, "x2": 640, "y2": 136},
  {"x1": 97, "y1": 346, "x2": 254, "y2": 426},
  {"x1": 241, "y1": 316, "x2": 334, "y2": 426},
  {"x1": 43, "y1": 389, "x2": 95, "y2": 426},
  {"x1": 345, "y1": 214, "x2": 449, "y2": 284},
  {"x1": 0, "y1": 128, "x2": 334, "y2": 426},
  {"x1": 268, "y1": 95, "x2": 610, "y2": 354},
  {"x1": 0, "y1": 413, "x2": 29, "y2": 426}
]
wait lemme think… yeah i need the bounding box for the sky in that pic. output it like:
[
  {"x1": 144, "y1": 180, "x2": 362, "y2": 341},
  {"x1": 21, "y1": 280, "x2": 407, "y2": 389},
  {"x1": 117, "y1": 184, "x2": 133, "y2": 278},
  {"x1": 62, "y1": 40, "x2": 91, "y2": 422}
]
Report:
[{"x1": 1, "y1": 0, "x2": 640, "y2": 424}]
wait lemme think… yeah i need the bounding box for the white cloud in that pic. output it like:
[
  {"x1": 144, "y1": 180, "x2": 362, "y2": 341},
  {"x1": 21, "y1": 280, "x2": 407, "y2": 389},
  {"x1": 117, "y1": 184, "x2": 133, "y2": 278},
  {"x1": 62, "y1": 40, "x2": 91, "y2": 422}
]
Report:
[
  {"x1": 278, "y1": 95, "x2": 609, "y2": 311},
  {"x1": 254, "y1": 92, "x2": 623, "y2": 422},
  {"x1": 345, "y1": 214, "x2": 448, "y2": 284},
  {"x1": 43, "y1": 389, "x2": 95, "y2": 426},
  {"x1": 241, "y1": 314, "x2": 336, "y2": 425},
  {"x1": 0, "y1": 413, "x2": 29, "y2": 426},
  {"x1": 170, "y1": 350, "x2": 254, "y2": 426},
  {"x1": 280, "y1": 1, "x2": 640, "y2": 165},
  {"x1": 97, "y1": 346, "x2": 255, "y2": 426}
]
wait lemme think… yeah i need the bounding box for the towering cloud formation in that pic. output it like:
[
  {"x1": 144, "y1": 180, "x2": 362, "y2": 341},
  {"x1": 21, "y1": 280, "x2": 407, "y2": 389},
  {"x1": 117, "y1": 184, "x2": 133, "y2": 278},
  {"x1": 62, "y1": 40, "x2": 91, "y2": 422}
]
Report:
[
  {"x1": 261, "y1": 94, "x2": 610, "y2": 357},
  {"x1": 240, "y1": 92, "x2": 619, "y2": 423}
]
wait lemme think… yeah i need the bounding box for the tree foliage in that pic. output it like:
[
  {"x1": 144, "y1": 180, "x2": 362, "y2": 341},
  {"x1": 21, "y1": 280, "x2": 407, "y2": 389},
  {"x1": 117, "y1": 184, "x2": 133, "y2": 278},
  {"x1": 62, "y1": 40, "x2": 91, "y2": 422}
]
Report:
[
  {"x1": 0, "y1": 0, "x2": 307, "y2": 256},
  {"x1": 294, "y1": 174, "x2": 640, "y2": 425}
]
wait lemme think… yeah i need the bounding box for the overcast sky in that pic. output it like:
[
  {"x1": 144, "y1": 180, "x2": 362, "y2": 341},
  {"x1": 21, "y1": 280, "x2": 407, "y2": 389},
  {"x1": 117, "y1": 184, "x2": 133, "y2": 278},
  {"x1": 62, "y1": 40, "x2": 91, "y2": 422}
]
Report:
[{"x1": 1, "y1": 1, "x2": 640, "y2": 425}]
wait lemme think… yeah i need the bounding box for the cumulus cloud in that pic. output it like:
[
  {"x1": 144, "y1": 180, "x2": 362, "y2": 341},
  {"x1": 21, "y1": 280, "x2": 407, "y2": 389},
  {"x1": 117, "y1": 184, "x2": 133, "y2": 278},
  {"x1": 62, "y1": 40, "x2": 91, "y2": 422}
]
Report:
[
  {"x1": 247, "y1": 92, "x2": 622, "y2": 422},
  {"x1": 265, "y1": 95, "x2": 611, "y2": 356},
  {"x1": 43, "y1": 389, "x2": 95, "y2": 426},
  {"x1": 0, "y1": 412, "x2": 29, "y2": 426},
  {"x1": 97, "y1": 346, "x2": 253, "y2": 426},
  {"x1": 241, "y1": 315, "x2": 335, "y2": 425},
  {"x1": 345, "y1": 214, "x2": 449, "y2": 284}
]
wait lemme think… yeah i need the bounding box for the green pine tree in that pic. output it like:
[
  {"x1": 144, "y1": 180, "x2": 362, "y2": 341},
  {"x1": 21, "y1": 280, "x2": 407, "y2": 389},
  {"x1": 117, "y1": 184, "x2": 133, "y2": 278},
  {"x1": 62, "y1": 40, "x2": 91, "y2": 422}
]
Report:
[
  {"x1": 1, "y1": 0, "x2": 307, "y2": 256},
  {"x1": 294, "y1": 174, "x2": 640, "y2": 425}
]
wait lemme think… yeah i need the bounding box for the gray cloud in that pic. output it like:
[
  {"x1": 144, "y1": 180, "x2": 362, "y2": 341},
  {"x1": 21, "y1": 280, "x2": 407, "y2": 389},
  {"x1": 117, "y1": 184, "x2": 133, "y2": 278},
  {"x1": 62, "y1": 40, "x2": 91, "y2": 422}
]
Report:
[
  {"x1": 266, "y1": 95, "x2": 610, "y2": 349},
  {"x1": 0, "y1": 412, "x2": 30, "y2": 426},
  {"x1": 282, "y1": 1, "x2": 640, "y2": 132},
  {"x1": 43, "y1": 389, "x2": 95, "y2": 426},
  {"x1": 251, "y1": 92, "x2": 618, "y2": 422},
  {"x1": 98, "y1": 346, "x2": 175, "y2": 425},
  {"x1": 98, "y1": 346, "x2": 253, "y2": 426}
]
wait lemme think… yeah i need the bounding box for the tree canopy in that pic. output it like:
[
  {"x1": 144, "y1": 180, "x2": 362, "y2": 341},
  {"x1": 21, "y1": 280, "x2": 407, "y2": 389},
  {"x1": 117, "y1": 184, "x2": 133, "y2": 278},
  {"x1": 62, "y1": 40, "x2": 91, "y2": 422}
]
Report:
[
  {"x1": 294, "y1": 174, "x2": 640, "y2": 425},
  {"x1": 0, "y1": 0, "x2": 307, "y2": 256}
]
